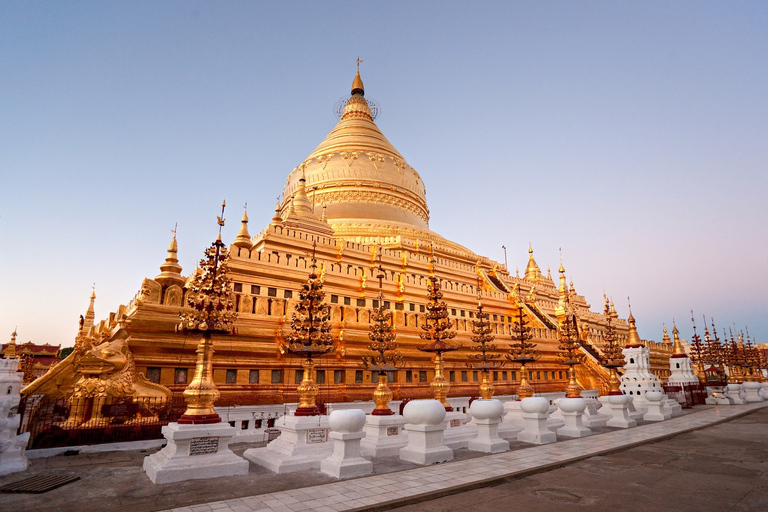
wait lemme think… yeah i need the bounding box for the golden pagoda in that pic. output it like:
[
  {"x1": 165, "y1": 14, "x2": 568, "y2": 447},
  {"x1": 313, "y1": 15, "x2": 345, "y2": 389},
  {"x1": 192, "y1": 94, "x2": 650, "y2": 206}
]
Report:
[{"x1": 26, "y1": 67, "x2": 666, "y2": 406}]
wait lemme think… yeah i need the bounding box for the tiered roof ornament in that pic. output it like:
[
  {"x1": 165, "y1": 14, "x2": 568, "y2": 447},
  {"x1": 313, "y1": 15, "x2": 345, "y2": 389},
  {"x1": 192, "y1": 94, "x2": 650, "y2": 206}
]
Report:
[
  {"x1": 233, "y1": 205, "x2": 252, "y2": 249},
  {"x1": 176, "y1": 201, "x2": 237, "y2": 425},
  {"x1": 524, "y1": 244, "x2": 542, "y2": 282},
  {"x1": 469, "y1": 275, "x2": 503, "y2": 399},
  {"x1": 155, "y1": 225, "x2": 185, "y2": 288},
  {"x1": 361, "y1": 249, "x2": 403, "y2": 415},
  {"x1": 280, "y1": 242, "x2": 337, "y2": 416},
  {"x1": 624, "y1": 300, "x2": 644, "y2": 348},
  {"x1": 418, "y1": 250, "x2": 460, "y2": 411},
  {"x1": 599, "y1": 295, "x2": 624, "y2": 395}
]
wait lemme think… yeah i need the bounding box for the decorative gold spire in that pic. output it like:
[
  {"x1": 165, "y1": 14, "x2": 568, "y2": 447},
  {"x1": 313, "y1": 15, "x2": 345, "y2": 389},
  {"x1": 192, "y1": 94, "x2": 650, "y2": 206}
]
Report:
[
  {"x1": 272, "y1": 199, "x2": 283, "y2": 224},
  {"x1": 524, "y1": 244, "x2": 542, "y2": 282},
  {"x1": 81, "y1": 286, "x2": 96, "y2": 335},
  {"x1": 5, "y1": 329, "x2": 18, "y2": 359},
  {"x1": 671, "y1": 322, "x2": 686, "y2": 356},
  {"x1": 625, "y1": 300, "x2": 644, "y2": 348},
  {"x1": 233, "y1": 205, "x2": 252, "y2": 249},
  {"x1": 662, "y1": 325, "x2": 671, "y2": 345},
  {"x1": 156, "y1": 225, "x2": 185, "y2": 287},
  {"x1": 351, "y1": 61, "x2": 364, "y2": 96}
]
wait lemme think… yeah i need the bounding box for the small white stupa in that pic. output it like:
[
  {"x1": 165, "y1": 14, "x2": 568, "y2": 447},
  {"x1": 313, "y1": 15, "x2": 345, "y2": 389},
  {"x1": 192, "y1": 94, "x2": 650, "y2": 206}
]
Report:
[{"x1": 667, "y1": 324, "x2": 699, "y2": 386}]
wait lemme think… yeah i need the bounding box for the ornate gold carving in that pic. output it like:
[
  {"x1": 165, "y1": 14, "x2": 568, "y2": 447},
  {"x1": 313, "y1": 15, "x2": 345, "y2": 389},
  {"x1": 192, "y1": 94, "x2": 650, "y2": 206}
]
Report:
[
  {"x1": 61, "y1": 337, "x2": 171, "y2": 428},
  {"x1": 314, "y1": 189, "x2": 429, "y2": 223}
]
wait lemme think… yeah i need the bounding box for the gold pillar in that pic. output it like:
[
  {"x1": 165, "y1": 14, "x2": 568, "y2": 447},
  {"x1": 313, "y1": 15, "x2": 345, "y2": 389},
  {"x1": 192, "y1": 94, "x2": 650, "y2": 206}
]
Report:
[
  {"x1": 295, "y1": 358, "x2": 321, "y2": 416},
  {"x1": 179, "y1": 333, "x2": 221, "y2": 424},
  {"x1": 564, "y1": 365, "x2": 582, "y2": 398},
  {"x1": 479, "y1": 370, "x2": 494, "y2": 400},
  {"x1": 430, "y1": 353, "x2": 453, "y2": 411},
  {"x1": 516, "y1": 363, "x2": 534, "y2": 399},
  {"x1": 372, "y1": 372, "x2": 394, "y2": 415},
  {"x1": 607, "y1": 368, "x2": 622, "y2": 395}
]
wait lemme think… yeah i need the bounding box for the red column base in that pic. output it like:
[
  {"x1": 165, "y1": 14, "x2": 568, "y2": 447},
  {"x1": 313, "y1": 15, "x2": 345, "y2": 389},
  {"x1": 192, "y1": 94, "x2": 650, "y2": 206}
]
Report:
[
  {"x1": 177, "y1": 413, "x2": 221, "y2": 425},
  {"x1": 294, "y1": 406, "x2": 321, "y2": 416},
  {"x1": 371, "y1": 408, "x2": 394, "y2": 416}
]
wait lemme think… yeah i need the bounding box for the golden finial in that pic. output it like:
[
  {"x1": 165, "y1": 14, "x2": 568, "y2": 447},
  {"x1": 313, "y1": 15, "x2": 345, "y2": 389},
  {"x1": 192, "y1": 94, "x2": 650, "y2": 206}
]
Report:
[
  {"x1": 352, "y1": 58, "x2": 365, "y2": 96},
  {"x1": 217, "y1": 200, "x2": 226, "y2": 228},
  {"x1": 234, "y1": 203, "x2": 252, "y2": 249},
  {"x1": 90, "y1": 283, "x2": 96, "y2": 300}
]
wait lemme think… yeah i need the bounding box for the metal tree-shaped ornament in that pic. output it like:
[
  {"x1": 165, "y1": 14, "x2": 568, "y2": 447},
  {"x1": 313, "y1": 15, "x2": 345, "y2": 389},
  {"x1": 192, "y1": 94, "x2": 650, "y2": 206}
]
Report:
[
  {"x1": 505, "y1": 302, "x2": 539, "y2": 400},
  {"x1": 418, "y1": 255, "x2": 460, "y2": 411},
  {"x1": 280, "y1": 242, "x2": 336, "y2": 416},
  {"x1": 557, "y1": 302, "x2": 584, "y2": 398},
  {"x1": 361, "y1": 254, "x2": 403, "y2": 415},
  {"x1": 707, "y1": 321, "x2": 727, "y2": 382},
  {"x1": 598, "y1": 296, "x2": 624, "y2": 395},
  {"x1": 742, "y1": 333, "x2": 759, "y2": 382},
  {"x1": 177, "y1": 202, "x2": 238, "y2": 425},
  {"x1": 469, "y1": 278, "x2": 503, "y2": 399},
  {"x1": 688, "y1": 312, "x2": 707, "y2": 384}
]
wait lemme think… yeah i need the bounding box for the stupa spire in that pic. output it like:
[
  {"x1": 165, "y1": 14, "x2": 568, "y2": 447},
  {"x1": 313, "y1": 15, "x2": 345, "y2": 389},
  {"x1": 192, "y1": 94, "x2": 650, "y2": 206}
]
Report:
[
  {"x1": 662, "y1": 324, "x2": 671, "y2": 344},
  {"x1": 81, "y1": 286, "x2": 96, "y2": 335},
  {"x1": 671, "y1": 322, "x2": 686, "y2": 356},
  {"x1": 625, "y1": 299, "x2": 644, "y2": 348},
  {"x1": 5, "y1": 329, "x2": 18, "y2": 358},
  {"x1": 352, "y1": 57, "x2": 365, "y2": 96},
  {"x1": 233, "y1": 204, "x2": 252, "y2": 249},
  {"x1": 155, "y1": 225, "x2": 185, "y2": 287},
  {"x1": 524, "y1": 244, "x2": 542, "y2": 282}
]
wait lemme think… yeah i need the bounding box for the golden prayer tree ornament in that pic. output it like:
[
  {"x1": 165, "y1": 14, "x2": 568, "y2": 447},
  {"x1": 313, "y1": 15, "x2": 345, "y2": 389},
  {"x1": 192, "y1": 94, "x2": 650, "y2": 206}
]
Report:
[
  {"x1": 505, "y1": 302, "x2": 539, "y2": 400},
  {"x1": 280, "y1": 241, "x2": 336, "y2": 416},
  {"x1": 361, "y1": 250, "x2": 403, "y2": 415},
  {"x1": 598, "y1": 296, "x2": 624, "y2": 395},
  {"x1": 418, "y1": 254, "x2": 460, "y2": 411},
  {"x1": 468, "y1": 277, "x2": 503, "y2": 399},
  {"x1": 176, "y1": 201, "x2": 238, "y2": 425},
  {"x1": 557, "y1": 298, "x2": 584, "y2": 398},
  {"x1": 688, "y1": 312, "x2": 708, "y2": 384}
]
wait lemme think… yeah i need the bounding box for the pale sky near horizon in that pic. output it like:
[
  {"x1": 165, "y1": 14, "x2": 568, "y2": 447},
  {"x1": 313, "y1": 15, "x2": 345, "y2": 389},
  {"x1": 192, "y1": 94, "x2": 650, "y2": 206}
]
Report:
[{"x1": 2, "y1": 2, "x2": 766, "y2": 348}]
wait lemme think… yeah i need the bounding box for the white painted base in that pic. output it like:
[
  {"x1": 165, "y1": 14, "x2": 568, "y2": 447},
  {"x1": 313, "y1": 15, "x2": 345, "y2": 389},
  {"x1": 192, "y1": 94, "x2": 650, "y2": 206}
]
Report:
[
  {"x1": 743, "y1": 383, "x2": 764, "y2": 403},
  {"x1": 320, "y1": 431, "x2": 372, "y2": 479},
  {"x1": 243, "y1": 414, "x2": 333, "y2": 474},
  {"x1": 442, "y1": 410, "x2": 477, "y2": 449},
  {"x1": 399, "y1": 423, "x2": 453, "y2": 465},
  {"x1": 604, "y1": 397, "x2": 637, "y2": 428},
  {"x1": 0, "y1": 405, "x2": 29, "y2": 476},
  {"x1": 662, "y1": 398, "x2": 683, "y2": 416},
  {"x1": 581, "y1": 399, "x2": 610, "y2": 428},
  {"x1": 726, "y1": 384, "x2": 746, "y2": 404},
  {"x1": 556, "y1": 399, "x2": 591, "y2": 438},
  {"x1": 360, "y1": 414, "x2": 408, "y2": 458},
  {"x1": 643, "y1": 400, "x2": 672, "y2": 421},
  {"x1": 624, "y1": 397, "x2": 646, "y2": 421},
  {"x1": 467, "y1": 417, "x2": 509, "y2": 453},
  {"x1": 498, "y1": 401, "x2": 524, "y2": 440},
  {"x1": 143, "y1": 422, "x2": 249, "y2": 484},
  {"x1": 517, "y1": 412, "x2": 557, "y2": 445}
]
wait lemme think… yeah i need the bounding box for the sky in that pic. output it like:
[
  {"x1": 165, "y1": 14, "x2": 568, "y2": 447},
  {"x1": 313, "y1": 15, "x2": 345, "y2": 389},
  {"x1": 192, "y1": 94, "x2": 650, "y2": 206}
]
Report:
[{"x1": 2, "y1": 1, "x2": 766, "y2": 348}]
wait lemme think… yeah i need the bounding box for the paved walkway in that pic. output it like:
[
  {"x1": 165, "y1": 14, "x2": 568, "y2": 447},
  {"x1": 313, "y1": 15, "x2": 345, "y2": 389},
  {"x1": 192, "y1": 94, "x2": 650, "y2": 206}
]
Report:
[{"x1": 158, "y1": 402, "x2": 768, "y2": 512}]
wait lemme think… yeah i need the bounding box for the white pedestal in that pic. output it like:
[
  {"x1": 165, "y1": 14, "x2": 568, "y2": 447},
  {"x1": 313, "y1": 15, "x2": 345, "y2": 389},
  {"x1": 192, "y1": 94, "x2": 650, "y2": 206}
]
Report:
[
  {"x1": 581, "y1": 399, "x2": 610, "y2": 428},
  {"x1": 604, "y1": 395, "x2": 637, "y2": 428},
  {"x1": 517, "y1": 397, "x2": 557, "y2": 445},
  {"x1": 625, "y1": 396, "x2": 646, "y2": 421},
  {"x1": 320, "y1": 431, "x2": 372, "y2": 478},
  {"x1": 643, "y1": 400, "x2": 671, "y2": 421},
  {"x1": 467, "y1": 399, "x2": 508, "y2": 454},
  {"x1": 143, "y1": 422, "x2": 249, "y2": 484},
  {"x1": 743, "y1": 382, "x2": 764, "y2": 403},
  {"x1": 0, "y1": 415, "x2": 29, "y2": 476},
  {"x1": 243, "y1": 414, "x2": 333, "y2": 474},
  {"x1": 360, "y1": 414, "x2": 408, "y2": 458},
  {"x1": 662, "y1": 397, "x2": 683, "y2": 416},
  {"x1": 399, "y1": 423, "x2": 453, "y2": 465},
  {"x1": 442, "y1": 410, "x2": 477, "y2": 449},
  {"x1": 498, "y1": 401, "x2": 524, "y2": 440},
  {"x1": 556, "y1": 398, "x2": 591, "y2": 438},
  {"x1": 726, "y1": 384, "x2": 746, "y2": 404}
]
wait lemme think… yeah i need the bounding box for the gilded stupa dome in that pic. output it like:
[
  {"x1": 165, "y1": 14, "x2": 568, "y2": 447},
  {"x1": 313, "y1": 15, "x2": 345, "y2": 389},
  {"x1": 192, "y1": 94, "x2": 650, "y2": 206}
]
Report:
[{"x1": 281, "y1": 69, "x2": 431, "y2": 238}]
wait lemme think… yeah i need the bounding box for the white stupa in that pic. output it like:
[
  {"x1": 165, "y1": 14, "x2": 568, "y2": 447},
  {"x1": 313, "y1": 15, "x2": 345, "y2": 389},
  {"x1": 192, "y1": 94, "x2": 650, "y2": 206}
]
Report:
[{"x1": 667, "y1": 324, "x2": 699, "y2": 385}]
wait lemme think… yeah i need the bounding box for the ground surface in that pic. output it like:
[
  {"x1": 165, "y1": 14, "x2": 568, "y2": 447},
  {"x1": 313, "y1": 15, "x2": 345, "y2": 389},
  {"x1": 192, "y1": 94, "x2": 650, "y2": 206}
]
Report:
[
  {"x1": 389, "y1": 408, "x2": 768, "y2": 512},
  {"x1": 0, "y1": 407, "x2": 766, "y2": 512}
]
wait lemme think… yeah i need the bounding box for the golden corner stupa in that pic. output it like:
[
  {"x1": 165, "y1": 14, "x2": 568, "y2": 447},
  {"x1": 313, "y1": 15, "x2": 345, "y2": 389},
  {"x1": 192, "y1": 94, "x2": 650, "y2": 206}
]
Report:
[{"x1": 24, "y1": 67, "x2": 675, "y2": 410}]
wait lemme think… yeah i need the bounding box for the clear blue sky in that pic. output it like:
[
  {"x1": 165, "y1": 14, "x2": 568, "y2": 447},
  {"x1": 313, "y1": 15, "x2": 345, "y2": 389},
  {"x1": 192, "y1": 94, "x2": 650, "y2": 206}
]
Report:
[{"x1": 2, "y1": 1, "x2": 766, "y2": 348}]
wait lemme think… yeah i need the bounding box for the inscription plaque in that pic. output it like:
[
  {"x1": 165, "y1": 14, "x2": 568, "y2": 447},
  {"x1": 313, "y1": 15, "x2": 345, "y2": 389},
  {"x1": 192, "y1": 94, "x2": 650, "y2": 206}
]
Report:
[
  {"x1": 386, "y1": 426, "x2": 399, "y2": 436},
  {"x1": 449, "y1": 419, "x2": 461, "y2": 428},
  {"x1": 306, "y1": 428, "x2": 328, "y2": 444},
  {"x1": 189, "y1": 437, "x2": 219, "y2": 456}
]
